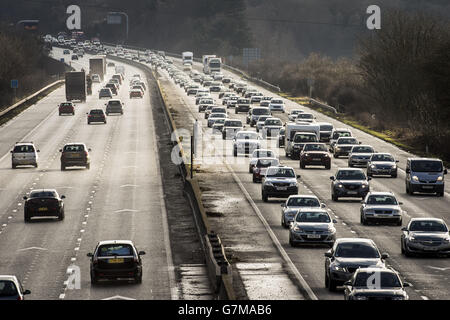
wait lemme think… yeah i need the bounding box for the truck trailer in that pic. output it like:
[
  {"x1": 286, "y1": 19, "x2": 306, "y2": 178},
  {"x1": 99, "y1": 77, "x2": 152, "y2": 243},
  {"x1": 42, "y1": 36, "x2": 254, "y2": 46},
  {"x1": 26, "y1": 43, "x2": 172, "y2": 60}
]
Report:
[{"x1": 65, "y1": 71, "x2": 86, "y2": 102}]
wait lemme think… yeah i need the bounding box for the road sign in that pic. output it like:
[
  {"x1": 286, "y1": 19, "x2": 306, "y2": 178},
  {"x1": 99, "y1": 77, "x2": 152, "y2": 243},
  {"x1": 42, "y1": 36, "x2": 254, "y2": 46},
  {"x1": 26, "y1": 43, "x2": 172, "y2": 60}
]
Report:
[
  {"x1": 242, "y1": 48, "x2": 261, "y2": 68},
  {"x1": 11, "y1": 80, "x2": 18, "y2": 89}
]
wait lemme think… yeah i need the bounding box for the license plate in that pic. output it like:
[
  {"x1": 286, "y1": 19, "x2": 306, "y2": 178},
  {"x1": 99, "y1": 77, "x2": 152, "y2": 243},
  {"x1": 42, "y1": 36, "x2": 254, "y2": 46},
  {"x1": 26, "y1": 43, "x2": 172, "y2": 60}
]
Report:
[
  {"x1": 307, "y1": 234, "x2": 321, "y2": 239},
  {"x1": 277, "y1": 187, "x2": 288, "y2": 191},
  {"x1": 422, "y1": 186, "x2": 433, "y2": 189},
  {"x1": 38, "y1": 207, "x2": 48, "y2": 211},
  {"x1": 68, "y1": 154, "x2": 80, "y2": 158},
  {"x1": 424, "y1": 247, "x2": 437, "y2": 251},
  {"x1": 108, "y1": 258, "x2": 124, "y2": 264},
  {"x1": 313, "y1": 158, "x2": 321, "y2": 161},
  {"x1": 347, "y1": 191, "x2": 358, "y2": 195}
]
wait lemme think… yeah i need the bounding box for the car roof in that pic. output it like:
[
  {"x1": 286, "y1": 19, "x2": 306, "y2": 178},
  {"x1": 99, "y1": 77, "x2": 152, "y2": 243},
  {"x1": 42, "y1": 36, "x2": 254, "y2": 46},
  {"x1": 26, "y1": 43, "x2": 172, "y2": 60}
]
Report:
[
  {"x1": 64, "y1": 142, "x2": 86, "y2": 146},
  {"x1": 14, "y1": 142, "x2": 34, "y2": 146},
  {"x1": 367, "y1": 191, "x2": 395, "y2": 196},
  {"x1": 97, "y1": 240, "x2": 135, "y2": 246},
  {"x1": 0, "y1": 275, "x2": 19, "y2": 282},
  {"x1": 354, "y1": 267, "x2": 397, "y2": 274},
  {"x1": 408, "y1": 158, "x2": 442, "y2": 162},
  {"x1": 287, "y1": 194, "x2": 319, "y2": 200},
  {"x1": 335, "y1": 238, "x2": 375, "y2": 245},
  {"x1": 337, "y1": 168, "x2": 364, "y2": 172},
  {"x1": 333, "y1": 128, "x2": 351, "y2": 131},
  {"x1": 352, "y1": 145, "x2": 373, "y2": 148},
  {"x1": 297, "y1": 208, "x2": 328, "y2": 213},
  {"x1": 30, "y1": 189, "x2": 57, "y2": 193},
  {"x1": 409, "y1": 217, "x2": 445, "y2": 223}
]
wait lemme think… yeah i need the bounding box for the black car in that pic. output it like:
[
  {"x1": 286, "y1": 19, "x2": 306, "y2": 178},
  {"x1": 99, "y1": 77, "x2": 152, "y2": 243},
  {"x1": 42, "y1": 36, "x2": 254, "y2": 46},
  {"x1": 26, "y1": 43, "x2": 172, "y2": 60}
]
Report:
[
  {"x1": 105, "y1": 83, "x2": 118, "y2": 95},
  {"x1": 330, "y1": 168, "x2": 371, "y2": 201},
  {"x1": 343, "y1": 267, "x2": 410, "y2": 300},
  {"x1": 324, "y1": 238, "x2": 389, "y2": 291},
  {"x1": 261, "y1": 166, "x2": 300, "y2": 202},
  {"x1": 278, "y1": 127, "x2": 285, "y2": 148},
  {"x1": 23, "y1": 189, "x2": 65, "y2": 222},
  {"x1": 87, "y1": 109, "x2": 107, "y2": 124},
  {"x1": 87, "y1": 240, "x2": 145, "y2": 284}
]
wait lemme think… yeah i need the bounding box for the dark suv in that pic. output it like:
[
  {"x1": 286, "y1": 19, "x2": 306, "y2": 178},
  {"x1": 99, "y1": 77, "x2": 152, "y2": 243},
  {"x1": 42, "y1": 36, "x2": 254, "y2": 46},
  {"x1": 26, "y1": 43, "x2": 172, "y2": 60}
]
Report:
[
  {"x1": 300, "y1": 143, "x2": 331, "y2": 169},
  {"x1": 60, "y1": 143, "x2": 91, "y2": 170},
  {"x1": 58, "y1": 102, "x2": 75, "y2": 115},
  {"x1": 87, "y1": 109, "x2": 106, "y2": 124},
  {"x1": 330, "y1": 168, "x2": 371, "y2": 201},
  {"x1": 261, "y1": 166, "x2": 300, "y2": 202}
]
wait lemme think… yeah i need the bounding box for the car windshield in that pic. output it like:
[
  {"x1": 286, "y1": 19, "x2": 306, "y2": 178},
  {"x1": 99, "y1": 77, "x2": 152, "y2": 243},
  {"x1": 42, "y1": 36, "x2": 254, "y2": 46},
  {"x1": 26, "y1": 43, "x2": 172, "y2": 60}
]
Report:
[
  {"x1": 90, "y1": 110, "x2": 103, "y2": 114},
  {"x1": 291, "y1": 110, "x2": 303, "y2": 115},
  {"x1": 253, "y1": 150, "x2": 274, "y2": 158},
  {"x1": 271, "y1": 100, "x2": 282, "y2": 104},
  {"x1": 253, "y1": 108, "x2": 269, "y2": 115},
  {"x1": 294, "y1": 134, "x2": 317, "y2": 143},
  {"x1": 298, "y1": 114, "x2": 313, "y2": 119},
  {"x1": 287, "y1": 197, "x2": 320, "y2": 207},
  {"x1": 336, "y1": 170, "x2": 366, "y2": 180},
  {"x1": 335, "y1": 242, "x2": 380, "y2": 258},
  {"x1": 97, "y1": 244, "x2": 134, "y2": 257},
  {"x1": 256, "y1": 159, "x2": 279, "y2": 167},
  {"x1": 303, "y1": 144, "x2": 327, "y2": 152},
  {"x1": 257, "y1": 116, "x2": 270, "y2": 122},
  {"x1": 0, "y1": 281, "x2": 18, "y2": 297},
  {"x1": 225, "y1": 121, "x2": 242, "y2": 127},
  {"x1": 30, "y1": 191, "x2": 57, "y2": 198},
  {"x1": 109, "y1": 101, "x2": 121, "y2": 106},
  {"x1": 320, "y1": 125, "x2": 333, "y2": 131},
  {"x1": 13, "y1": 145, "x2": 35, "y2": 153},
  {"x1": 60, "y1": 103, "x2": 72, "y2": 107},
  {"x1": 367, "y1": 195, "x2": 397, "y2": 205},
  {"x1": 411, "y1": 160, "x2": 443, "y2": 172},
  {"x1": 266, "y1": 167, "x2": 295, "y2": 178},
  {"x1": 100, "y1": 89, "x2": 110, "y2": 94},
  {"x1": 354, "y1": 272, "x2": 402, "y2": 288},
  {"x1": 63, "y1": 144, "x2": 85, "y2": 152},
  {"x1": 265, "y1": 119, "x2": 282, "y2": 126},
  {"x1": 333, "y1": 131, "x2": 351, "y2": 139},
  {"x1": 409, "y1": 221, "x2": 448, "y2": 232},
  {"x1": 210, "y1": 113, "x2": 226, "y2": 118},
  {"x1": 296, "y1": 211, "x2": 331, "y2": 223},
  {"x1": 212, "y1": 108, "x2": 225, "y2": 113},
  {"x1": 236, "y1": 132, "x2": 258, "y2": 140},
  {"x1": 371, "y1": 154, "x2": 394, "y2": 162},
  {"x1": 352, "y1": 146, "x2": 374, "y2": 153},
  {"x1": 338, "y1": 138, "x2": 358, "y2": 144},
  {"x1": 214, "y1": 119, "x2": 226, "y2": 124}
]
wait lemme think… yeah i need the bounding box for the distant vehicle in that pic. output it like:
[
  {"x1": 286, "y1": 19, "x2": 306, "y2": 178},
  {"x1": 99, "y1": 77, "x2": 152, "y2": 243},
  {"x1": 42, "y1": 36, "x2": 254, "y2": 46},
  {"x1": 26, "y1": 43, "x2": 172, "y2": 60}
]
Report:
[
  {"x1": 249, "y1": 149, "x2": 277, "y2": 173},
  {"x1": 300, "y1": 143, "x2": 331, "y2": 169},
  {"x1": 343, "y1": 267, "x2": 410, "y2": 300},
  {"x1": 222, "y1": 119, "x2": 243, "y2": 140},
  {"x1": 324, "y1": 238, "x2": 389, "y2": 291},
  {"x1": 367, "y1": 153, "x2": 399, "y2": 178},
  {"x1": 262, "y1": 117, "x2": 283, "y2": 138},
  {"x1": 329, "y1": 128, "x2": 352, "y2": 150},
  {"x1": 255, "y1": 115, "x2": 271, "y2": 132},
  {"x1": 99, "y1": 88, "x2": 113, "y2": 99},
  {"x1": 11, "y1": 142, "x2": 40, "y2": 169},
  {"x1": 129, "y1": 89, "x2": 143, "y2": 99},
  {"x1": 289, "y1": 208, "x2": 337, "y2": 247},
  {"x1": 332, "y1": 137, "x2": 360, "y2": 158},
  {"x1": 295, "y1": 112, "x2": 315, "y2": 122},
  {"x1": 87, "y1": 109, "x2": 107, "y2": 124},
  {"x1": 60, "y1": 143, "x2": 91, "y2": 170},
  {"x1": 207, "y1": 113, "x2": 227, "y2": 128},
  {"x1": 288, "y1": 132, "x2": 319, "y2": 160},
  {"x1": 23, "y1": 189, "x2": 65, "y2": 222},
  {"x1": 63, "y1": 49, "x2": 70, "y2": 55},
  {"x1": 87, "y1": 240, "x2": 145, "y2": 284},
  {"x1": 0, "y1": 276, "x2": 31, "y2": 300},
  {"x1": 182, "y1": 51, "x2": 193, "y2": 65},
  {"x1": 89, "y1": 56, "x2": 106, "y2": 81},
  {"x1": 233, "y1": 131, "x2": 261, "y2": 157},
  {"x1": 105, "y1": 100, "x2": 124, "y2": 115},
  {"x1": 107, "y1": 62, "x2": 115, "y2": 67},
  {"x1": 91, "y1": 74, "x2": 100, "y2": 83},
  {"x1": 330, "y1": 168, "x2": 371, "y2": 201},
  {"x1": 288, "y1": 109, "x2": 304, "y2": 121},
  {"x1": 105, "y1": 83, "x2": 118, "y2": 95},
  {"x1": 360, "y1": 192, "x2": 403, "y2": 226},
  {"x1": 202, "y1": 55, "x2": 216, "y2": 74},
  {"x1": 405, "y1": 158, "x2": 447, "y2": 197},
  {"x1": 281, "y1": 195, "x2": 324, "y2": 228},
  {"x1": 317, "y1": 122, "x2": 334, "y2": 142},
  {"x1": 261, "y1": 166, "x2": 300, "y2": 202},
  {"x1": 65, "y1": 71, "x2": 86, "y2": 102},
  {"x1": 401, "y1": 218, "x2": 450, "y2": 257},
  {"x1": 252, "y1": 158, "x2": 279, "y2": 183},
  {"x1": 71, "y1": 54, "x2": 78, "y2": 60},
  {"x1": 115, "y1": 65, "x2": 125, "y2": 76},
  {"x1": 268, "y1": 99, "x2": 285, "y2": 113},
  {"x1": 348, "y1": 145, "x2": 375, "y2": 167},
  {"x1": 247, "y1": 107, "x2": 271, "y2": 126},
  {"x1": 59, "y1": 102, "x2": 75, "y2": 116},
  {"x1": 284, "y1": 123, "x2": 320, "y2": 159}
]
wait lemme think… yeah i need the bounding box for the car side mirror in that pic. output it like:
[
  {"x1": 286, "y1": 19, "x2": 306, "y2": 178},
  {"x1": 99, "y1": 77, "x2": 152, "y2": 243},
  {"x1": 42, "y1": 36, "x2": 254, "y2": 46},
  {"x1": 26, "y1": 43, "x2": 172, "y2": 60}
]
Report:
[
  {"x1": 401, "y1": 227, "x2": 408, "y2": 232},
  {"x1": 138, "y1": 251, "x2": 146, "y2": 255},
  {"x1": 23, "y1": 289, "x2": 31, "y2": 295},
  {"x1": 444, "y1": 169, "x2": 448, "y2": 175},
  {"x1": 59, "y1": 149, "x2": 62, "y2": 152},
  {"x1": 87, "y1": 253, "x2": 93, "y2": 257},
  {"x1": 321, "y1": 203, "x2": 327, "y2": 208},
  {"x1": 395, "y1": 160, "x2": 399, "y2": 163},
  {"x1": 403, "y1": 282, "x2": 412, "y2": 288},
  {"x1": 23, "y1": 196, "x2": 28, "y2": 200},
  {"x1": 88, "y1": 148, "x2": 92, "y2": 152},
  {"x1": 61, "y1": 195, "x2": 66, "y2": 199},
  {"x1": 399, "y1": 202, "x2": 403, "y2": 205},
  {"x1": 37, "y1": 150, "x2": 40, "y2": 152},
  {"x1": 296, "y1": 175, "x2": 301, "y2": 179},
  {"x1": 281, "y1": 203, "x2": 286, "y2": 207},
  {"x1": 367, "y1": 177, "x2": 372, "y2": 181},
  {"x1": 330, "y1": 176, "x2": 335, "y2": 181},
  {"x1": 359, "y1": 142, "x2": 361, "y2": 144},
  {"x1": 324, "y1": 251, "x2": 333, "y2": 258},
  {"x1": 10, "y1": 150, "x2": 13, "y2": 153},
  {"x1": 381, "y1": 253, "x2": 389, "y2": 259}
]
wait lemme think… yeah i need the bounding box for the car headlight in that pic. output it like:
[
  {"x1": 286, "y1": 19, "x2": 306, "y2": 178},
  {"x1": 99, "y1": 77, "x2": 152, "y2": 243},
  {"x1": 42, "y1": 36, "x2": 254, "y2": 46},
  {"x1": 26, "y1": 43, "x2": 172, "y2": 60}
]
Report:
[
  {"x1": 412, "y1": 176, "x2": 419, "y2": 181},
  {"x1": 304, "y1": 153, "x2": 309, "y2": 157},
  {"x1": 437, "y1": 176, "x2": 443, "y2": 181},
  {"x1": 331, "y1": 264, "x2": 345, "y2": 272},
  {"x1": 354, "y1": 296, "x2": 368, "y2": 301},
  {"x1": 408, "y1": 236, "x2": 417, "y2": 242},
  {"x1": 293, "y1": 226, "x2": 303, "y2": 232},
  {"x1": 338, "y1": 184, "x2": 344, "y2": 188},
  {"x1": 391, "y1": 164, "x2": 397, "y2": 168},
  {"x1": 442, "y1": 237, "x2": 450, "y2": 243},
  {"x1": 290, "y1": 182, "x2": 298, "y2": 187},
  {"x1": 370, "y1": 164, "x2": 376, "y2": 169},
  {"x1": 361, "y1": 184, "x2": 368, "y2": 188},
  {"x1": 336, "y1": 147, "x2": 341, "y2": 151},
  {"x1": 265, "y1": 182, "x2": 273, "y2": 187},
  {"x1": 328, "y1": 226, "x2": 336, "y2": 233}
]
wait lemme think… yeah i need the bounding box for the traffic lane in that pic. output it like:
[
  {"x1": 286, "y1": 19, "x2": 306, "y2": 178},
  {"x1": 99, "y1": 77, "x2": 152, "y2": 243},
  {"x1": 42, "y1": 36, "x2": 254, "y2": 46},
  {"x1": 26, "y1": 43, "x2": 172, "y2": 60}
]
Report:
[{"x1": 64, "y1": 66, "x2": 175, "y2": 300}]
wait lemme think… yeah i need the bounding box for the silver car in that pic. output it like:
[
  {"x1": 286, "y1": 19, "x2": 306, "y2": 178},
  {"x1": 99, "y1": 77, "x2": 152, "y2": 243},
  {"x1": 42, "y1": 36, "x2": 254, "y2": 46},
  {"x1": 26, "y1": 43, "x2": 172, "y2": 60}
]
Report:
[
  {"x1": 367, "y1": 153, "x2": 399, "y2": 178},
  {"x1": 289, "y1": 208, "x2": 337, "y2": 247},
  {"x1": 360, "y1": 192, "x2": 403, "y2": 226},
  {"x1": 11, "y1": 142, "x2": 40, "y2": 168},
  {"x1": 348, "y1": 145, "x2": 375, "y2": 167},
  {"x1": 281, "y1": 194, "x2": 325, "y2": 228},
  {"x1": 401, "y1": 218, "x2": 450, "y2": 256}
]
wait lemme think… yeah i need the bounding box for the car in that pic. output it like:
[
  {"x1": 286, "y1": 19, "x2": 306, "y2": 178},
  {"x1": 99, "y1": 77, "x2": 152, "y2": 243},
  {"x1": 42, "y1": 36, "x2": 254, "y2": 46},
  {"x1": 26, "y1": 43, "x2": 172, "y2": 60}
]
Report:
[
  {"x1": 348, "y1": 145, "x2": 375, "y2": 167},
  {"x1": 324, "y1": 238, "x2": 389, "y2": 291},
  {"x1": 330, "y1": 168, "x2": 371, "y2": 201},
  {"x1": 333, "y1": 137, "x2": 360, "y2": 158},
  {"x1": 23, "y1": 189, "x2": 65, "y2": 222},
  {"x1": 317, "y1": 122, "x2": 334, "y2": 142},
  {"x1": 367, "y1": 153, "x2": 399, "y2": 178},
  {"x1": 131, "y1": 85, "x2": 144, "y2": 95},
  {"x1": 87, "y1": 109, "x2": 107, "y2": 124},
  {"x1": 250, "y1": 93, "x2": 264, "y2": 104},
  {"x1": 235, "y1": 98, "x2": 251, "y2": 114},
  {"x1": 222, "y1": 119, "x2": 243, "y2": 140},
  {"x1": 99, "y1": 88, "x2": 113, "y2": 99},
  {"x1": 226, "y1": 96, "x2": 239, "y2": 108},
  {"x1": 91, "y1": 74, "x2": 100, "y2": 83},
  {"x1": 360, "y1": 192, "x2": 403, "y2": 225},
  {"x1": 255, "y1": 115, "x2": 271, "y2": 132},
  {"x1": 289, "y1": 208, "x2": 337, "y2": 247},
  {"x1": 0, "y1": 276, "x2": 31, "y2": 300},
  {"x1": 60, "y1": 143, "x2": 91, "y2": 170},
  {"x1": 289, "y1": 132, "x2": 319, "y2": 160},
  {"x1": 207, "y1": 113, "x2": 227, "y2": 128},
  {"x1": 104, "y1": 84, "x2": 118, "y2": 96},
  {"x1": 59, "y1": 102, "x2": 75, "y2": 115},
  {"x1": 401, "y1": 218, "x2": 450, "y2": 257},
  {"x1": 233, "y1": 131, "x2": 261, "y2": 157},
  {"x1": 261, "y1": 166, "x2": 300, "y2": 202},
  {"x1": 206, "y1": 106, "x2": 227, "y2": 120},
  {"x1": 329, "y1": 128, "x2": 352, "y2": 150},
  {"x1": 259, "y1": 100, "x2": 270, "y2": 107},
  {"x1": 268, "y1": 99, "x2": 285, "y2": 113},
  {"x1": 212, "y1": 118, "x2": 227, "y2": 133},
  {"x1": 87, "y1": 240, "x2": 146, "y2": 284},
  {"x1": 108, "y1": 79, "x2": 121, "y2": 89},
  {"x1": 112, "y1": 74, "x2": 123, "y2": 84},
  {"x1": 63, "y1": 49, "x2": 70, "y2": 55},
  {"x1": 262, "y1": 117, "x2": 283, "y2": 139},
  {"x1": 300, "y1": 143, "x2": 331, "y2": 169},
  {"x1": 252, "y1": 158, "x2": 280, "y2": 183},
  {"x1": 107, "y1": 62, "x2": 115, "y2": 67},
  {"x1": 288, "y1": 109, "x2": 304, "y2": 121},
  {"x1": 281, "y1": 195, "x2": 325, "y2": 228},
  {"x1": 343, "y1": 267, "x2": 410, "y2": 300},
  {"x1": 249, "y1": 149, "x2": 277, "y2": 173},
  {"x1": 105, "y1": 100, "x2": 124, "y2": 115},
  {"x1": 129, "y1": 89, "x2": 143, "y2": 99},
  {"x1": 278, "y1": 127, "x2": 285, "y2": 148},
  {"x1": 71, "y1": 54, "x2": 78, "y2": 60},
  {"x1": 11, "y1": 142, "x2": 40, "y2": 169},
  {"x1": 198, "y1": 97, "x2": 214, "y2": 109},
  {"x1": 405, "y1": 158, "x2": 447, "y2": 196},
  {"x1": 247, "y1": 107, "x2": 271, "y2": 126}
]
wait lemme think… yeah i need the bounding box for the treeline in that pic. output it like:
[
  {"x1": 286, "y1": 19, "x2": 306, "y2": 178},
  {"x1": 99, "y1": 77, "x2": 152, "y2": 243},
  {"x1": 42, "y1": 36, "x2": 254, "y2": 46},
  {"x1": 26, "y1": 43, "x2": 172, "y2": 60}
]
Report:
[
  {"x1": 0, "y1": 26, "x2": 66, "y2": 110},
  {"x1": 242, "y1": 10, "x2": 450, "y2": 161}
]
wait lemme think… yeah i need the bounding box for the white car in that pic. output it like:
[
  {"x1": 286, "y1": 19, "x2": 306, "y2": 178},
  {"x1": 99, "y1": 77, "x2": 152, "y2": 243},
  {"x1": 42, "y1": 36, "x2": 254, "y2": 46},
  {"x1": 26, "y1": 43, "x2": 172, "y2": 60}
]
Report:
[
  {"x1": 91, "y1": 74, "x2": 100, "y2": 83},
  {"x1": 11, "y1": 142, "x2": 40, "y2": 169},
  {"x1": 269, "y1": 99, "x2": 285, "y2": 113},
  {"x1": 281, "y1": 195, "x2": 325, "y2": 228},
  {"x1": 256, "y1": 115, "x2": 271, "y2": 132},
  {"x1": 207, "y1": 113, "x2": 227, "y2": 128},
  {"x1": 288, "y1": 109, "x2": 304, "y2": 121},
  {"x1": 295, "y1": 112, "x2": 315, "y2": 123},
  {"x1": 0, "y1": 275, "x2": 31, "y2": 300},
  {"x1": 249, "y1": 149, "x2": 277, "y2": 173},
  {"x1": 233, "y1": 131, "x2": 261, "y2": 156}
]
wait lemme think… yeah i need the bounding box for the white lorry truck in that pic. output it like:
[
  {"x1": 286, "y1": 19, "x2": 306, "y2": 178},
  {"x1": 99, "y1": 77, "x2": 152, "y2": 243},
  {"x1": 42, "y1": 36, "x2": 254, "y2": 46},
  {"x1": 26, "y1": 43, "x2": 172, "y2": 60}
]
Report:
[
  {"x1": 202, "y1": 55, "x2": 216, "y2": 74},
  {"x1": 206, "y1": 56, "x2": 222, "y2": 74},
  {"x1": 182, "y1": 51, "x2": 193, "y2": 65},
  {"x1": 284, "y1": 122, "x2": 320, "y2": 159}
]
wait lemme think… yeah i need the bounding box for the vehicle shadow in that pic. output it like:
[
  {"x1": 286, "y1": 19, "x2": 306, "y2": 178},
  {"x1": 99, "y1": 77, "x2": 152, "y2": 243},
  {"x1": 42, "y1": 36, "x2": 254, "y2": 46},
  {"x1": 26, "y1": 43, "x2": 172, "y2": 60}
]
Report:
[{"x1": 27, "y1": 217, "x2": 61, "y2": 223}]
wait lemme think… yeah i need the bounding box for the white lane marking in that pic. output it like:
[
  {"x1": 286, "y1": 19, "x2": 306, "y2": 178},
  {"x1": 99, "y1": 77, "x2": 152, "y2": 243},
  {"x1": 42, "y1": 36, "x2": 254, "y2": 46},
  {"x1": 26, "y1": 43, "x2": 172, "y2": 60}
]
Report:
[
  {"x1": 120, "y1": 184, "x2": 139, "y2": 188},
  {"x1": 427, "y1": 266, "x2": 450, "y2": 272},
  {"x1": 114, "y1": 209, "x2": 139, "y2": 213},
  {"x1": 102, "y1": 295, "x2": 136, "y2": 300},
  {"x1": 18, "y1": 247, "x2": 48, "y2": 251},
  {"x1": 59, "y1": 294, "x2": 65, "y2": 299}
]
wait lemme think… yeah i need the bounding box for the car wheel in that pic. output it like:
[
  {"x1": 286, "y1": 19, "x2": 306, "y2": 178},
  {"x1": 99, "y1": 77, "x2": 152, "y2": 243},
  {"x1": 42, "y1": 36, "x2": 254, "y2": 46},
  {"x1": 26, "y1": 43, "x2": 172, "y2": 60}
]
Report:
[
  {"x1": 34, "y1": 163, "x2": 38, "y2": 168},
  {"x1": 233, "y1": 148, "x2": 237, "y2": 157},
  {"x1": 262, "y1": 192, "x2": 268, "y2": 202},
  {"x1": 289, "y1": 236, "x2": 296, "y2": 247},
  {"x1": 348, "y1": 163, "x2": 353, "y2": 167},
  {"x1": 300, "y1": 161, "x2": 305, "y2": 169},
  {"x1": 59, "y1": 112, "x2": 62, "y2": 116},
  {"x1": 332, "y1": 193, "x2": 338, "y2": 202},
  {"x1": 361, "y1": 214, "x2": 367, "y2": 225},
  {"x1": 437, "y1": 192, "x2": 444, "y2": 197},
  {"x1": 61, "y1": 165, "x2": 66, "y2": 171},
  {"x1": 72, "y1": 112, "x2": 75, "y2": 115},
  {"x1": 328, "y1": 278, "x2": 337, "y2": 292},
  {"x1": 325, "y1": 164, "x2": 331, "y2": 170},
  {"x1": 24, "y1": 212, "x2": 31, "y2": 222},
  {"x1": 90, "y1": 274, "x2": 98, "y2": 285},
  {"x1": 396, "y1": 219, "x2": 402, "y2": 226},
  {"x1": 58, "y1": 210, "x2": 65, "y2": 221},
  {"x1": 391, "y1": 173, "x2": 397, "y2": 178},
  {"x1": 367, "y1": 172, "x2": 372, "y2": 177},
  {"x1": 249, "y1": 166, "x2": 253, "y2": 173},
  {"x1": 86, "y1": 163, "x2": 90, "y2": 170},
  {"x1": 252, "y1": 175, "x2": 257, "y2": 183},
  {"x1": 404, "y1": 244, "x2": 412, "y2": 257},
  {"x1": 12, "y1": 164, "x2": 16, "y2": 169}
]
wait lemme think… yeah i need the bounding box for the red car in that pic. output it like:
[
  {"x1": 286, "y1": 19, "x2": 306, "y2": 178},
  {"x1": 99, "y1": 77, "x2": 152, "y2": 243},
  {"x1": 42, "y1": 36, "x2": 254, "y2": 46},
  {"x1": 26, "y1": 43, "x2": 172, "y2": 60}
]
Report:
[
  {"x1": 58, "y1": 102, "x2": 75, "y2": 115},
  {"x1": 129, "y1": 89, "x2": 143, "y2": 99},
  {"x1": 253, "y1": 158, "x2": 280, "y2": 183},
  {"x1": 300, "y1": 143, "x2": 331, "y2": 169}
]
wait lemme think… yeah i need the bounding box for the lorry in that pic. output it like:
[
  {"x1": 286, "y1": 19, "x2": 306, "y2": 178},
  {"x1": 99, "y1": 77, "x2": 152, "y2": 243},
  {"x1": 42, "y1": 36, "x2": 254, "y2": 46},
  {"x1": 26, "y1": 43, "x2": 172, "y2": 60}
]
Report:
[
  {"x1": 284, "y1": 122, "x2": 320, "y2": 158},
  {"x1": 89, "y1": 56, "x2": 106, "y2": 81},
  {"x1": 202, "y1": 55, "x2": 216, "y2": 74},
  {"x1": 182, "y1": 51, "x2": 193, "y2": 65},
  {"x1": 65, "y1": 71, "x2": 86, "y2": 102},
  {"x1": 205, "y1": 56, "x2": 222, "y2": 74}
]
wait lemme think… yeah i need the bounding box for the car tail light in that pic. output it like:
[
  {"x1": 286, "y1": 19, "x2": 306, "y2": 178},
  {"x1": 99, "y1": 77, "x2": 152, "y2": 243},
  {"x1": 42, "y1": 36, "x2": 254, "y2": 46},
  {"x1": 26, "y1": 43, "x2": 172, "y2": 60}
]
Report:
[
  {"x1": 85, "y1": 151, "x2": 88, "y2": 157},
  {"x1": 133, "y1": 256, "x2": 138, "y2": 263},
  {"x1": 17, "y1": 296, "x2": 23, "y2": 301}
]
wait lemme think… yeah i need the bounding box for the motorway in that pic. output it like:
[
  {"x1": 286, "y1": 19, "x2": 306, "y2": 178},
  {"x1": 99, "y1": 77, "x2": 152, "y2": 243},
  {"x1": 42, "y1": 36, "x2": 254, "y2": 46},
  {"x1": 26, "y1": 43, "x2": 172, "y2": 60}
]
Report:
[
  {"x1": 148, "y1": 54, "x2": 450, "y2": 300},
  {"x1": 0, "y1": 48, "x2": 212, "y2": 300}
]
